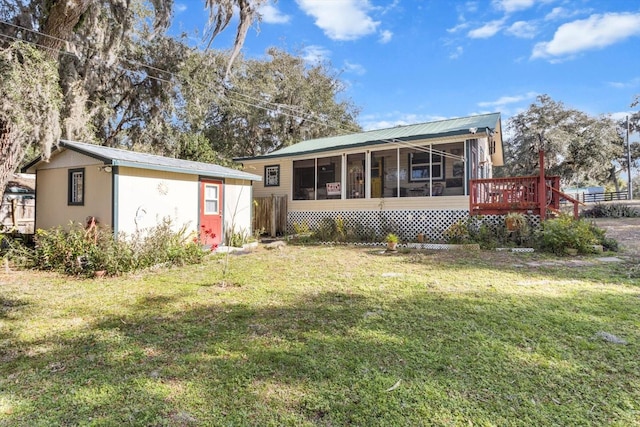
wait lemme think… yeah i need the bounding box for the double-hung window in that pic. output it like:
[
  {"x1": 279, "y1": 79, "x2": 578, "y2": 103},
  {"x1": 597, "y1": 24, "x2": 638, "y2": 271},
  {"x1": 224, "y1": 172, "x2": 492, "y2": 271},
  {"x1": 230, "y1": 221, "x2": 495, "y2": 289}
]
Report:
[{"x1": 68, "y1": 168, "x2": 85, "y2": 205}]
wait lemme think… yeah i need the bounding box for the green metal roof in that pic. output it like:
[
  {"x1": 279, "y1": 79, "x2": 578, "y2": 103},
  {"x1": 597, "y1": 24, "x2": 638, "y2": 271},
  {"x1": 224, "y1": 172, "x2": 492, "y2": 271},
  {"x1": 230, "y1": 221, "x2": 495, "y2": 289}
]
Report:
[
  {"x1": 238, "y1": 112, "x2": 502, "y2": 160},
  {"x1": 23, "y1": 140, "x2": 262, "y2": 181}
]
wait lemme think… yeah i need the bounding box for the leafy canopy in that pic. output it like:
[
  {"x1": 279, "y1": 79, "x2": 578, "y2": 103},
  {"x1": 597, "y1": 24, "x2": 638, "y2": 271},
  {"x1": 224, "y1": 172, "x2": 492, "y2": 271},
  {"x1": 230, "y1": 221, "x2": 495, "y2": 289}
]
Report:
[{"x1": 499, "y1": 94, "x2": 633, "y2": 188}]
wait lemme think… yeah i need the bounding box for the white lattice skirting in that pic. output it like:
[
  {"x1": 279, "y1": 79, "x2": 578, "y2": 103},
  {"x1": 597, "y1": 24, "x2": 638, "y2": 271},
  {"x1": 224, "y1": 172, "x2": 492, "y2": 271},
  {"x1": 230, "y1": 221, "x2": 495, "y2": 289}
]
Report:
[{"x1": 287, "y1": 210, "x2": 541, "y2": 241}]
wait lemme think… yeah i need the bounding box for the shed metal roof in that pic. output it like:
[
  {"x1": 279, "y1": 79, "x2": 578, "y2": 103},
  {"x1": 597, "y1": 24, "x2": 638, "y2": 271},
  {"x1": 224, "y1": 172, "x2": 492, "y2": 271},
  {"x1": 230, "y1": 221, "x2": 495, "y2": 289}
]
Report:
[
  {"x1": 238, "y1": 112, "x2": 502, "y2": 160},
  {"x1": 24, "y1": 140, "x2": 262, "y2": 181}
]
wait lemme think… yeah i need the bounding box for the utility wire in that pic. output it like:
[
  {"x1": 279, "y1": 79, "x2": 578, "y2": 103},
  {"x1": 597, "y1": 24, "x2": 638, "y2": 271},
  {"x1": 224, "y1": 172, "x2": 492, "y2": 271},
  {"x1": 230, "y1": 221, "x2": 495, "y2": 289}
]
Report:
[{"x1": 0, "y1": 19, "x2": 471, "y2": 160}]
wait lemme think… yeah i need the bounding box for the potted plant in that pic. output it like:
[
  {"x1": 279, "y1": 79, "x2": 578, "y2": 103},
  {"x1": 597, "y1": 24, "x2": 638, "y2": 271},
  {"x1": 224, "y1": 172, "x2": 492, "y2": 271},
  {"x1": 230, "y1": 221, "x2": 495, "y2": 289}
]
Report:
[
  {"x1": 385, "y1": 233, "x2": 399, "y2": 251},
  {"x1": 505, "y1": 212, "x2": 527, "y2": 232}
]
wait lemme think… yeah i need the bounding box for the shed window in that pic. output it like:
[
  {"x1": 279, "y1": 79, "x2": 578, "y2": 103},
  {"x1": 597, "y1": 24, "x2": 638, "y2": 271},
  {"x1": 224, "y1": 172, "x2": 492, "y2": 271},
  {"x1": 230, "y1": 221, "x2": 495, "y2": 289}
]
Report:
[{"x1": 68, "y1": 168, "x2": 85, "y2": 205}]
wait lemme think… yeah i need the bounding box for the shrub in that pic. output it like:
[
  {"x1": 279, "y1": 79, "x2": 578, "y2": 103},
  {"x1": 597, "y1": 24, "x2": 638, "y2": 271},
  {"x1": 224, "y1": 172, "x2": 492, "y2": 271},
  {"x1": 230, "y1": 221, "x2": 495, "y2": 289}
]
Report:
[
  {"x1": 225, "y1": 228, "x2": 251, "y2": 247},
  {"x1": 468, "y1": 217, "x2": 503, "y2": 249},
  {"x1": 443, "y1": 220, "x2": 469, "y2": 244},
  {"x1": 581, "y1": 203, "x2": 639, "y2": 218},
  {"x1": 600, "y1": 236, "x2": 619, "y2": 252},
  {"x1": 292, "y1": 220, "x2": 311, "y2": 235},
  {"x1": 313, "y1": 216, "x2": 367, "y2": 243},
  {"x1": 316, "y1": 217, "x2": 338, "y2": 242},
  {"x1": 128, "y1": 219, "x2": 206, "y2": 269},
  {"x1": 6, "y1": 219, "x2": 207, "y2": 277},
  {"x1": 535, "y1": 215, "x2": 604, "y2": 255}
]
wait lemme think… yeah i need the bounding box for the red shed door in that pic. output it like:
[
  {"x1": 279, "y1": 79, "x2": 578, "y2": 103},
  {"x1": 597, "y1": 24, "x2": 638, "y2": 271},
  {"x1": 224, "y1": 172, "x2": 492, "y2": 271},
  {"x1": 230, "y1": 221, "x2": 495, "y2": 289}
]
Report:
[{"x1": 199, "y1": 180, "x2": 223, "y2": 247}]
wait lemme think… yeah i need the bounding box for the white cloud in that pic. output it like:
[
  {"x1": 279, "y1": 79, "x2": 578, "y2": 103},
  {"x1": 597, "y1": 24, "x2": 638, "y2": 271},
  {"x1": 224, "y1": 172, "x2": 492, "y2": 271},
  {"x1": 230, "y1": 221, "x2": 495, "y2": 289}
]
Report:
[
  {"x1": 478, "y1": 92, "x2": 538, "y2": 109},
  {"x1": 506, "y1": 20, "x2": 537, "y2": 38},
  {"x1": 296, "y1": 0, "x2": 380, "y2": 41},
  {"x1": 545, "y1": 6, "x2": 592, "y2": 21},
  {"x1": 545, "y1": 7, "x2": 568, "y2": 21},
  {"x1": 468, "y1": 19, "x2": 505, "y2": 38},
  {"x1": 608, "y1": 82, "x2": 626, "y2": 89},
  {"x1": 343, "y1": 60, "x2": 366, "y2": 75},
  {"x1": 376, "y1": 0, "x2": 400, "y2": 15},
  {"x1": 492, "y1": 0, "x2": 536, "y2": 14},
  {"x1": 449, "y1": 46, "x2": 464, "y2": 59},
  {"x1": 465, "y1": 1, "x2": 479, "y2": 14},
  {"x1": 379, "y1": 30, "x2": 393, "y2": 43},
  {"x1": 532, "y1": 12, "x2": 640, "y2": 60},
  {"x1": 258, "y1": 3, "x2": 291, "y2": 24},
  {"x1": 607, "y1": 77, "x2": 640, "y2": 89},
  {"x1": 174, "y1": 3, "x2": 187, "y2": 13},
  {"x1": 300, "y1": 45, "x2": 331, "y2": 64},
  {"x1": 447, "y1": 22, "x2": 470, "y2": 33},
  {"x1": 448, "y1": 2, "x2": 478, "y2": 33}
]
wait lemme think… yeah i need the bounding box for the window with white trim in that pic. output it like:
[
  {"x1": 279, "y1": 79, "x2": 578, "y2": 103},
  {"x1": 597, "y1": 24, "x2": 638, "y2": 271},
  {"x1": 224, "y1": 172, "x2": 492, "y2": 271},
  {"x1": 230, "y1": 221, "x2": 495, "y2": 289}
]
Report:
[
  {"x1": 264, "y1": 165, "x2": 280, "y2": 187},
  {"x1": 204, "y1": 184, "x2": 219, "y2": 214}
]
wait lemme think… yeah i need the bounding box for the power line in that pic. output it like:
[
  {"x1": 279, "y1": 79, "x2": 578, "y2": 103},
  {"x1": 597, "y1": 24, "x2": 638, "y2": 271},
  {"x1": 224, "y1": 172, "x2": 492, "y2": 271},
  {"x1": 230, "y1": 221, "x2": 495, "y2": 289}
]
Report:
[
  {"x1": 1, "y1": 20, "x2": 349, "y2": 131},
  {"x1": 0, "y1": 32, "x2": 175, "y2": 84},
  {"x1": 1, "y1": 19, "x2": 369, "y2": 141},
  {"x1": 0, "y1": 18, "x2": 470, "y2": 160}
]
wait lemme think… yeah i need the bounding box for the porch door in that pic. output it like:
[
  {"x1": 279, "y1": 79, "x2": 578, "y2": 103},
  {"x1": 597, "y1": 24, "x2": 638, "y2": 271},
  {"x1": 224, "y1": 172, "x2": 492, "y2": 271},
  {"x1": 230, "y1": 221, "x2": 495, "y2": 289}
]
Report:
[{"x1": 199, "y1": 180, "x2": 223, "y2": 247}]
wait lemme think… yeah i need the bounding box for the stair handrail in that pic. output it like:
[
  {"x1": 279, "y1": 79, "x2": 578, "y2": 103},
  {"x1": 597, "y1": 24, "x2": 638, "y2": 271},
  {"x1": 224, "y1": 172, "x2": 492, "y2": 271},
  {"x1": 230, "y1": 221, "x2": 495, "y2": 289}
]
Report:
[{"x1": 547, "y1": 185, "x2": 584, "y2": 219}]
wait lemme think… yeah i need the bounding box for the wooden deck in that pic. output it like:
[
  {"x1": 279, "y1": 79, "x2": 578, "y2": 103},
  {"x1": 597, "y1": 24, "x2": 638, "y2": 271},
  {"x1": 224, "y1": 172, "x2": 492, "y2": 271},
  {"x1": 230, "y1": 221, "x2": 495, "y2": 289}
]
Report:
[{"x1": 469, "y1": 176, "x2": 562, "y2": 216}]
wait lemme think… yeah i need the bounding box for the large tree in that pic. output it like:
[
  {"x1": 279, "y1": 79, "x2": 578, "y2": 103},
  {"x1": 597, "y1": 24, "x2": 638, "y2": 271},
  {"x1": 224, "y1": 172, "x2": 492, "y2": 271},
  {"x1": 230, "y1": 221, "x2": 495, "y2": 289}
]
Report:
[
  {"x1": 203, "y1": 47, "x2": 361, "y2": 159},
  {"x1": 629, "y1": 94, "x2": 640, "y2": 134},
  {"x1": 0, "y1": 0, "x2": 265, "y2": 193},
  {"x1": 498, "y1": 95, "x2": 634, "y2": 189},
  {"x1": 0, "y1": 43, "x2": 61, "y2": 193}
]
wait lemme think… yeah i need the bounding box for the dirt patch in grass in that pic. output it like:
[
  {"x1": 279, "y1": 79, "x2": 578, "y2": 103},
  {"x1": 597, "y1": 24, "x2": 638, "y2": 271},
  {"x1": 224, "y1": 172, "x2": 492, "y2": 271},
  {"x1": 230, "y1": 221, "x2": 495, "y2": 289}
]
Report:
[{"x1": 593, "y1": 217, "x2": 640, "y2": 257}]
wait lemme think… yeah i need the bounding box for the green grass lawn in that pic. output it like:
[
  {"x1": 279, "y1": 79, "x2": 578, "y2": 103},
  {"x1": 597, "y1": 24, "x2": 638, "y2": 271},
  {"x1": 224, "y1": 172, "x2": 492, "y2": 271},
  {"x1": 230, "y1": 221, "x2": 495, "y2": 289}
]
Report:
[{"x1": 1, "y1": 246, "x2": 639, "y2": 426}]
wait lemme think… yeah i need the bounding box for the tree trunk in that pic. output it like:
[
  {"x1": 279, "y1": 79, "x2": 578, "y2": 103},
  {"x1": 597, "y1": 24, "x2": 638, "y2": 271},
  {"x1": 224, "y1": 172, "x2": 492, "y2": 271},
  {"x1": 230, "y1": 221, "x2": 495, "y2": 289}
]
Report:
[
  {"x1": 608, "y1": 165, "x2": 620, "y2": 192},
  {"x1": 39, "y1": 0, "x2": 93, "y2": 59},
  {"x1": 0, "y1": 119, "x2": 25, "y2": 196}
]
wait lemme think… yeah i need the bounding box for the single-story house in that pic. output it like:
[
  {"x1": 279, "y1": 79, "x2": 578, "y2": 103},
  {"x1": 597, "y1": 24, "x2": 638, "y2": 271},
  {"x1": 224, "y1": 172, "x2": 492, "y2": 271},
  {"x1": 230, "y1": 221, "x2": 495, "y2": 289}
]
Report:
[
  {"x1": 23, "y1": 140, "x2": 261, "y2": 246},
  {"x1": 237, "y1": 113, "x2": 504, "y2": 240}
]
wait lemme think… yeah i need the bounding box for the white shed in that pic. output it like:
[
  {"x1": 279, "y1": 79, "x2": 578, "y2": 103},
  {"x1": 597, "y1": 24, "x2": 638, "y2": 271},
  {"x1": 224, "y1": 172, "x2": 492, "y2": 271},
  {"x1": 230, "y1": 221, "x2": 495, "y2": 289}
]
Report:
[{"x1": 23, "y1": 140, "x2": 261, "y2": 247}]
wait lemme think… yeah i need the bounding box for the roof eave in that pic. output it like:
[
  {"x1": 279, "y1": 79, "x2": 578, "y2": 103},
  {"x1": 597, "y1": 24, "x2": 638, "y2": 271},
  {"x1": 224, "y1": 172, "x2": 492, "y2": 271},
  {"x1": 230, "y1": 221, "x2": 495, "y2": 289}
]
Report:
[
  {"x1": 238, "y1": 128, "x2": 491, "y2": 161},
  {"x1": 23, "y1": 140, "x2": 261, "y2": 181},
  {"x1": 112, "y1": 160, "x2": 261, "y2": 181}
]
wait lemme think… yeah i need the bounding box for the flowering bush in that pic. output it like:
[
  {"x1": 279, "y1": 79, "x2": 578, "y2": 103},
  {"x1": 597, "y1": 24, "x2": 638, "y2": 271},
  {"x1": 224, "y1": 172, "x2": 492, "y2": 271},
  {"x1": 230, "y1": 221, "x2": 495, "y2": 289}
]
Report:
[{"x1": 200, "y1": 225, "x2": 219, "y2": 251}]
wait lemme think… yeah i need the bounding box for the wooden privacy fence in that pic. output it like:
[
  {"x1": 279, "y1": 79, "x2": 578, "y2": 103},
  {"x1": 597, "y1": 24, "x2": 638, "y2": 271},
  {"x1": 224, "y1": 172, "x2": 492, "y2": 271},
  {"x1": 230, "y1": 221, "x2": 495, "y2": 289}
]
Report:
[
  {"x1": 253, "y1": 195, "x2": 287, "y2": 237},
  {"x1": 1, "y1": 198, "x2": 35, "y2": 234}
]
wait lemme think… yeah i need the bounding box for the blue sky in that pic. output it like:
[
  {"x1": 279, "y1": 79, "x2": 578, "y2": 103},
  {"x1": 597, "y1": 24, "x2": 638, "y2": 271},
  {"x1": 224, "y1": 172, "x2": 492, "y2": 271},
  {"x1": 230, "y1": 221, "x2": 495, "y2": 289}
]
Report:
[{"x1": 172, "y1": 0, "x2": 640, "y2": 131}]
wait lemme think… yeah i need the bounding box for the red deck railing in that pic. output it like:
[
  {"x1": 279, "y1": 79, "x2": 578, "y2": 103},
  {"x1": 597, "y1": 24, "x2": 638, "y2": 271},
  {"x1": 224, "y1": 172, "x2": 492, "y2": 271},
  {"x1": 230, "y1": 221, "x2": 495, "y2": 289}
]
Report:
[{"x1": 469, "y1": 176, "x2": 563, "y2": 216}]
